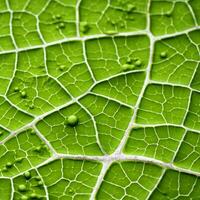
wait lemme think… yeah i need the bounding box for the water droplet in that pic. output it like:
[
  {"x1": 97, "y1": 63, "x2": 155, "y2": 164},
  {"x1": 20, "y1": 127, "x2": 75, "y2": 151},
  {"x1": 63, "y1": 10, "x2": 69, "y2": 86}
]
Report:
[
  {"x1": 30, "y1": 193, "x2": 38, "y2": 199},
  {"x1": 20, "y1": 91, "x2": 27, "y2": 98},
  {"x1": 16, "y1": 157, "x2": 23, "y2": 163},
  {"x1": 6, "y1": 162, "x2": 12, "y2": 168},
  {"x1": 135, "y1": 60, "x2": 142, "y2": 67},
  {"x1": 121, "y1": 64, "x2": 135, "y2": 71},
  {"x1": 34, "y1": 146, "x2": 41, "y2": 152},
  {"x1": 80, "y1": 22, "x2": 90, "y2": 33},
  {"x1": 104, "y1": 30, "x2": 117, "y2": 35},
  {"x1": 69, "y1": 188, "x2": 74, "y2": 193},
  {"x1": 30, "y1": 129, "x2": 36, "y2": 135},
  {"x1": 21, "y1": 195, "x2": 28, "y2": 200},
  {"x1": 66, "y1": 115, "x2": 78, "y2": 127},
  {"x1": 29, "y1": 105, "x2": 34, "y2": 110},
  {"x1": 59, "y1": 23, "x2": 65, "y2": 29},
  {"x1": 56, "y1": 14, "x2": 61, "y2": 19},
  {"x1": 37, "y1": 181, "x2": 43, "y2": 186},
  {"x1": 59, "y1": 65, "x2": 65, "y2": 71},
  {"x1": 121, "y1": 64, "x2": 129, "y2": 71},
  {"x1": 160, "y1": 51, "x2": 167, "y2": 58},
  {"x1": 24, "y1": 171, "x2": 31, "y2": 179},
  {"x1": 127, "y1": 4, "x2": 136, "y2": 12},
  {"x1": 2, "y1": 167, "x2": 8, "y2": 172},
  {"x1": 126, "y1": 57, "x2": 133, "y2": 64},
  {"x1": 18, "y1": 184, "x2": 26, "y2": 192},
  {"x1": 35, "y1": 175, "x2": 41, "y2": 181},
  {"x1": 14, "y1": 87, "x2": 19, "y2": 92}
]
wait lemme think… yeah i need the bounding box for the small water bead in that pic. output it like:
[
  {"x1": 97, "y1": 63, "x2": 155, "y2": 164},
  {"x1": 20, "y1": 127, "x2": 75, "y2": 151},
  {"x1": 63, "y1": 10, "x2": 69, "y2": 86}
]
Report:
[
  {"x1": 21, "y1": 196, "x2": 28, "y2": 200},
  {"x1": 2, "y1": 167, "x2": 8, "y2": 172},
  {"x1": 30, "y1": 129, "x2": 36, "y2": 135},
  {"x1": 56, "y1": 14, "x2": 61, "y2": 19},
  {"x1": 160, "y1": 51, "x2": 167, "y2": 58},
  {"x1": 127, "y1": 4, "x2": 136, "y2": 12},
  {"x1": 66, "y1": 115, "x2": 78, "y2": 127},
  {"x1": 121, "y1": 64, "x2": 135, "y2": 71},
  {"x1": 24, "y1": 171, "x2": 31, "y2": 179},
  {"x1": 20, "y1": 91, "x2": 27, "y2": 98},
  {"x1": 59, "y1": 65, "x2": 65, "y2": 71},
  {"x1": 37, "y1": 181, "x2": 43, "y2": 186},
  {"x1": 34, "y1": 146, "x2": 42, "y2": 152},
  {"x1": 69, "y1": 189, "x2": 74, "y2": 193},
  {"x1": 121, "y1": 64, "x2": 128, "y2": 71},
  {"x1": 52, "y1": 14, "x2": 62, "y2": 21},
  {"x1": 80, "y1": 22, "x2": 90, "y2": 33},
  {"x1": 30, "y1": 193, "x2": 39, "y2": 199},
  {"x1": 29, "y1": 105, "x2": 34, "y2": 110},
  {"x1": 16, "y1": 157, "x2": 23, "y2": 163},
  {"x1": 14, "y1": 87, "x2": 19, "y2": 92},
  {"x1": 104, "y1": 30, "x2": 118, "y2": 35},
  {"x1": 0, "y1": 131, "x2": 3, "y2": 136},
  {"x1": 18, "y1": 184, "x2": 26, "y2": 192},
  {"x1": 59, "y1": 23, "x2": 65, "y2": 29},
  {"x1": 135, "y1": 60, "x2": 142, "y2": 67},
  {"x1": 6, "y1": 162, "x2": 12, "y2": 168},
  {"x1": 35, "y1": 176, "x2": 41, "y2": 181},
  {"x1": 126, "y1": 57, "x2": 133, "y2": 64}
]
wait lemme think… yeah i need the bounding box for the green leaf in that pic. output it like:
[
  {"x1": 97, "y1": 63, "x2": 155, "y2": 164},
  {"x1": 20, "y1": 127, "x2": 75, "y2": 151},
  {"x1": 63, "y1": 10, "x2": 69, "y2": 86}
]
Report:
[{"x1": 0, "y1": 0, "x2": 199, "y2": 199}]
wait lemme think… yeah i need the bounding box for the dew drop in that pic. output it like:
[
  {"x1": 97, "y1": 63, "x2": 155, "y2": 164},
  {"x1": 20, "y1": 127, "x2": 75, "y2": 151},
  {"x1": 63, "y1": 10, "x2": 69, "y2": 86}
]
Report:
[
  {"x1": 69, "y1": 188, "x2": 74, "y2": 193},
  {"x1": 20, "y1": 91, "x2": 27, "y2": 98},
  {"x1": 80, "y1": 22, "x2": 90, "y2": 33},
  {"x1": 16, "y1": 157, "x2": 23, "y2": 163},
  {"x1": 56, "y1": 14, "x2": 61, "y2": 19},
  {"x1": 121, "y1": 64, "x2": 129, "y2": 71},
  {"x1": 34, "y1": 146, "x2": 41, "y2": 152},
  {"x1": 126, "y1": 57, "x2": 133, "y2": 64},
  {"x1": 2, "y1": 167, "x2": 8, "y2": 172},
  {"x1": 135, "y1": 60, "x2": 142, "y2": 67},
  {"x1": 6, "y1": 162, "x2": 12, "y2": 168},
  {"x1": 21, "y1": 196, "x2": 28, "y2": 200},
  {"x1": 29, "y1": 105, "x2": 34, "y2": 110},
  {"x1": 160, "y1": 51, "x2": 167, "y2": 58},
  {"x1": 35, "y1": 175, "x2": 41, "y2": 181},
  {"x1": 24, "y1": 171, "x2": 31, "y2": 179},
  {"x1": 59, "y1": 65, "x2": 65, "y2": 71},
  {"x1": 66, "y1": 115, "x2": 78, "y2": 127},
  {"x1": 30, "y1": 193, "x2": 38, "y2": 199},
  {"x1": 127, "y1": 4, "x2": 136, "y2": 12},
  {"x1": 18, "y1": 184, "x2": 26, "y2": 192},
  {"x1": 14, "y1": 87, "x2": 19, "y2": 92},
  {"x1": 104, "y1": 30, "x2": 117, "y2": 35},
  {"x1": 121, "y1": 64, "x2": 135, "y2": 71},
  {"x1": 59, "y1": 23, "x2": 65, "y2": 29},
  {"x1": 30, "y1": 129, "x2": 36, "y2": 135},
  {"x1": 37, "y1": 181, "x2": 43, "y2": 186}
]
